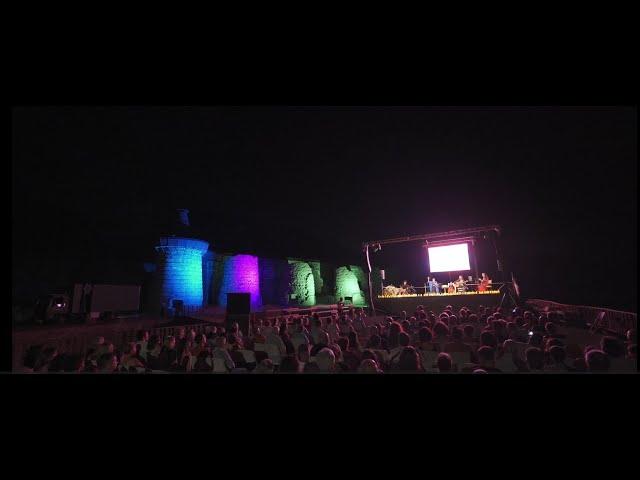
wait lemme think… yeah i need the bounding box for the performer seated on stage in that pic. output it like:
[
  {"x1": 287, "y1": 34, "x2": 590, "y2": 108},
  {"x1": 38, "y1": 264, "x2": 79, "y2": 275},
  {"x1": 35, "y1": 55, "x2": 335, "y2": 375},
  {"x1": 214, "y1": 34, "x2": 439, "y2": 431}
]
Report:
[
  {"x1": 477, "y1": 272, "x2": 492, "y2": 292},
  {"x1": 400, "y1": 280, "x2": 410, "y2": 294},
  {"x1": 454, "y1": 275, "x2": 467, "y2": 293}
]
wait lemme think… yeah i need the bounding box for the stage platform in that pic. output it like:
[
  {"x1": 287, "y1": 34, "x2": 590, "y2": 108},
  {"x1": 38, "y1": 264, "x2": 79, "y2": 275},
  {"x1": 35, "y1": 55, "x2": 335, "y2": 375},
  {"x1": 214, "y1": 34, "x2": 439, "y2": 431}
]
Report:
[{"x1": 373, "y1": 291, "x2": 502, "y2": 315}]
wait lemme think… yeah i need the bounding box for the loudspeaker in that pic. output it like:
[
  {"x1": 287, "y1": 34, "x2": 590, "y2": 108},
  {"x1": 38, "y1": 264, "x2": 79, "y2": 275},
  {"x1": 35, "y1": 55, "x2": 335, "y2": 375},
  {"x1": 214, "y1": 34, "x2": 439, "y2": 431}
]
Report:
[
  {"x1": 381, "y1": 269, "x2": 386, "y2": 280},
  {"x1": 226, "y1": 314, "x2": 251, "y2": 337},
  {"x1": 226, "y1": 293, "x2": 250, "y2": 315}
]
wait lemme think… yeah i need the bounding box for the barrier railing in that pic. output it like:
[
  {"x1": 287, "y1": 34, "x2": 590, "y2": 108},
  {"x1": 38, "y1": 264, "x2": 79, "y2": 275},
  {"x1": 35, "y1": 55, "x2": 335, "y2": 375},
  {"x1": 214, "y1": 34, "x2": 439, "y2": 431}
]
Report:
[{"x1": 526, "y1": 299, "x2": 637, "y2": 336}]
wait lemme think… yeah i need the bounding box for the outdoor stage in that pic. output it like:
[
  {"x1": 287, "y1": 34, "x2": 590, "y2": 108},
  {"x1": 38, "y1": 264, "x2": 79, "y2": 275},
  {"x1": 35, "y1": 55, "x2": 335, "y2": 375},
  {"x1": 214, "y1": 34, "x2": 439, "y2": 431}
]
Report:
[{"x1": 374, "y1": 291, "x2": 502, "y2": 315}]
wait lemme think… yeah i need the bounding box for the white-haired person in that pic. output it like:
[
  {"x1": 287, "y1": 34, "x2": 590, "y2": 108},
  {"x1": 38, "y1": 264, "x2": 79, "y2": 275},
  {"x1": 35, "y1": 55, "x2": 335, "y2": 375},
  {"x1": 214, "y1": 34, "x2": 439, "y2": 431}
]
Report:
[{"x1": 315, "y1": 348, "x2": 336, "y2": 373}]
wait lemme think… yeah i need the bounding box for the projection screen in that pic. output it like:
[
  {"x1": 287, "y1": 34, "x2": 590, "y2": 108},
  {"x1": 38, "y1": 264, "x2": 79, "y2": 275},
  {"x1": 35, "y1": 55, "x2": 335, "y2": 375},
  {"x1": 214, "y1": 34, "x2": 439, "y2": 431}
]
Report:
[{"x1": 427, "y1": 243, "x2": 471, "y2": 273}]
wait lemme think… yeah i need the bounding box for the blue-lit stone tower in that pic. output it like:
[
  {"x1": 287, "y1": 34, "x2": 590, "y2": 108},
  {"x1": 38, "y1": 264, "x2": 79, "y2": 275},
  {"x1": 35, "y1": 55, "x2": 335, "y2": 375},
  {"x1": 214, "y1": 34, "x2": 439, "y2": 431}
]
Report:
[{"x1": 154, "y1": 209, "x2": 209, "y2": 309}]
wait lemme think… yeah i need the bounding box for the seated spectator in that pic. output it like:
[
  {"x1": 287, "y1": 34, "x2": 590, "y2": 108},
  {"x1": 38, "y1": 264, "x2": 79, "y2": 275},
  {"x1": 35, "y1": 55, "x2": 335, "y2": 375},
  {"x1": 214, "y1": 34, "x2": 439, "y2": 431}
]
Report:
[
  {"x1": 445, "y1": 327, "x2": 473, "y2": 355},
  {"x1": 436, "y1": 352, "x2": 453, "y2": 373},
  {"x1": 20, "y1": 345, "x2": 43, "y2": 373},
  {"x1": 462, "y1": 324, "x2": 477, "y2": 346},
  {"x1": 395, "y1": 346, "x2": 425, "y2": 373},
  {"x1": 211, "y1": 336, "x2": 235, "y2": 371},
  {"x1": 254, "y1": 358, "x2": 274, "y2": 374},
  {"x1": 495, "y1": 340, "x2": 521, "y2": 373},
  {"x1": 310, "y1": 318, "x2": 324, "y2": 345},
  {"x1": 389, "y1": 332, "x2": 411, "y2": 364},
  {"x1": 97, "y1": 352, "x2": 118, "y2": 373},
  {"x1": 252, "y1": 326, "x2": 266, "y2": 345},
  {"x1": 528, "y1": 332, "x2": 545, "y2": 349},
  {"x1": 480, "y1": 331, "x2": 498, "y2": 350},
  {"x1": 35, "y1": 347, "x2": 58, "y2": 372},
  {"x1": 358, "y1": 359, "x2": 382, "y2": 373},
  {"x1": 310, "y1": 331, "x2": 331, "y2": 357},
  {"x1": 315, "y1": 348, "x2": 336, "y2": 373},
  {"x1": 432, "y1": 321, "x2": 450, "y2": 350},
  {"x1": 297, "y1": 343, "x2": 311, "y2": 366},
  {"x1": 122, "y1": 342, "x2": 146, "y2": 370},
  {"x1": 585, "y1": 349, "x2": 610, "y2": 372},
  {"x1": 525, "y1": 347, "x2": 545, "y2": 373},
  {"x1": 265, "y1": 327, "x2": 287, "y2": 357},
  {"x1": 145, "y1": 335, "x2": 162, "y2": 370},
  {"x1": 600, "y1": 336, "x2": 634, "y2": 372},
  {"x1": 136, "y1": 330, "x2": 150, "y2": 360},
  {"x1": 193, "y1": 350, "x2": 213, "y2": 372},
  {"x1": 47, "y1": 353, "x2": 66, "y2": 373},
  {"x1": 545, "y1": 345, "x2": 569, "y2": 372},
  {"x1": 463, "y1": 346, "x2": 501, "y2": 373},
  {"x1": 278, "y1": 355, "x2": 301, "y2": 373},
  {"x1": 64, "y1": 354, "x2": 85, "y2": 373},
  {"x1": 414, "y1": 326, "x2": 436, "y2": 350},
  {"x1": 291, "y1": 324, "x2": 310, "y2": 351}
]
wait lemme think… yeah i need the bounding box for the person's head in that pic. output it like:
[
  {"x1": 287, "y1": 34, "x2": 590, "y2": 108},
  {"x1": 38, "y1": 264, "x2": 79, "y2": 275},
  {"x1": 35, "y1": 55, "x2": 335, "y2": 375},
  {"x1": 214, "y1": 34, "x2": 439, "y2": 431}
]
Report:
[
  {"x1": 626, "y1": 329, "x2": 637, "y2": 343},
  {"x1": 317, "y1": 331, "x2": 330, "y2": 346},
  {"x1": 418, "y1": 327, "x2": 433, "y2": 343},
  {"x1": 451, "y1": 327, "x2": 463, "y2": 342},
  {"x1": 97, "y1": 352, "x2": 117, "y2": 372},
  {"x1": 545, "y1": 338, "x2": 564, "y2": 351},
  {"x1": 315, "y1": 348, "x2": 336, "y2": 372},
  {"x1": 398, "y1": 332, "x2": 410, "y2": 348},
  {"x1": 389, "y1": 321, "x2": 403, "y2": 336},
  {"x1": 278, "y1": 355, "x2": 300, "y2": 373},
  {"x1": 525, "y1": 347, "x2": 544, "y2": 371},
  {"x1": 463, "y1": 324, "x2": 475, "y2": 339},
  {"x1": 545, "y1": 322, "x2": 557, "y2": 335},
  {"x1": 165, "y1": 336, "x2": 176, "y2": 350},
  {"x1": 549, "y1": 346, "x2": 566, "y2": 365},
  {"x1": 627, "y1": 344, "x2": 637, "y2": 359},
  {"x1": 477, "y1": 346, "x2": 496, "y2": 368},
  {"x1": 480, "y1": 331, "x2": 497, "y2": 349},
  {"x1": 585, "y1": 349, "x2": 610, "y2": 372},
  {"x1": 436, "y1": 352, "x2": 452, "y2": 372},
  {"x1": 358, "y1": 359, "x2": 382, "y2": 373},
  {"x1": 397, "y1": 347, "x2": 423, "y2": 372},
  {"x1": 433, "y1": 321, "x2": 449, "y2": 338},
  {"x1": 96, "y1": 336, "x2": 105, "y2": 346},
  {"x1": 600, "y1": 336, "x2": 625, "y2": 359}
]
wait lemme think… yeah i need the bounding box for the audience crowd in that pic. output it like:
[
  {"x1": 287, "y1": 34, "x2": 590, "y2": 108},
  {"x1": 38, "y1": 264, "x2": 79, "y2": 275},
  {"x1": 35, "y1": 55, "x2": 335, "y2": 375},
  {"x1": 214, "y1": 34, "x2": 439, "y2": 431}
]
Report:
[{"x1": 18, "y1": 304, "x2": 638, "y2": 374}]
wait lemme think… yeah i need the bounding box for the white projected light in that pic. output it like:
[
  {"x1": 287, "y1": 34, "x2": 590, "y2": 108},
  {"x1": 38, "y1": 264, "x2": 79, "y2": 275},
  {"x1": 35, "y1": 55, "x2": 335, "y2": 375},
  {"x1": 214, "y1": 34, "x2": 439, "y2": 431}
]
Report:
[{"x1": 428, "y1": 243, "x2": 471, "y2": 272}]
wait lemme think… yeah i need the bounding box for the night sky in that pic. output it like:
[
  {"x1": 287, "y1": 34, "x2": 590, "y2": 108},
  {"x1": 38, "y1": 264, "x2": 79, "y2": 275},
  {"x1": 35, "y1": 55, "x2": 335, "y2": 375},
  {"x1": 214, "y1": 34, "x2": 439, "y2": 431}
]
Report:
[{"x1": 11, "y1": 106, "x2": 637, "y2": 311}]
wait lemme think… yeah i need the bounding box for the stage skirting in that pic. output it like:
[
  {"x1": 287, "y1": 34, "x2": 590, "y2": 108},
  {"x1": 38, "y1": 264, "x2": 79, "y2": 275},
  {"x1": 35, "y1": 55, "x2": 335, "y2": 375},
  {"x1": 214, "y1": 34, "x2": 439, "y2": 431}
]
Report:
[{"x1": 373, "y1": 291, "x2": 501, "y2": 315}]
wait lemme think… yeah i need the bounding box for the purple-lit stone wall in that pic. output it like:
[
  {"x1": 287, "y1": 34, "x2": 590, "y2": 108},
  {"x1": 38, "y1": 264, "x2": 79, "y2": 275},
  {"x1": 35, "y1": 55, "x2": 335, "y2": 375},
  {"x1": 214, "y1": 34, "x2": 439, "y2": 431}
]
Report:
[{"x1": 217, "y1": 254, "x2": 262, "y2": 310}]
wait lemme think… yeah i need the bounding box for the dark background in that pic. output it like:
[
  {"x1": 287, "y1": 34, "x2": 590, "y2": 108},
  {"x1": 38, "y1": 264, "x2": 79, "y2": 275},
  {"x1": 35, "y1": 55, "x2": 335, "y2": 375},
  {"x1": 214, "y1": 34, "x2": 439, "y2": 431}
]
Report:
[{"x1": 11, "y1": 106, "x2": 637, "y2": 311}]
